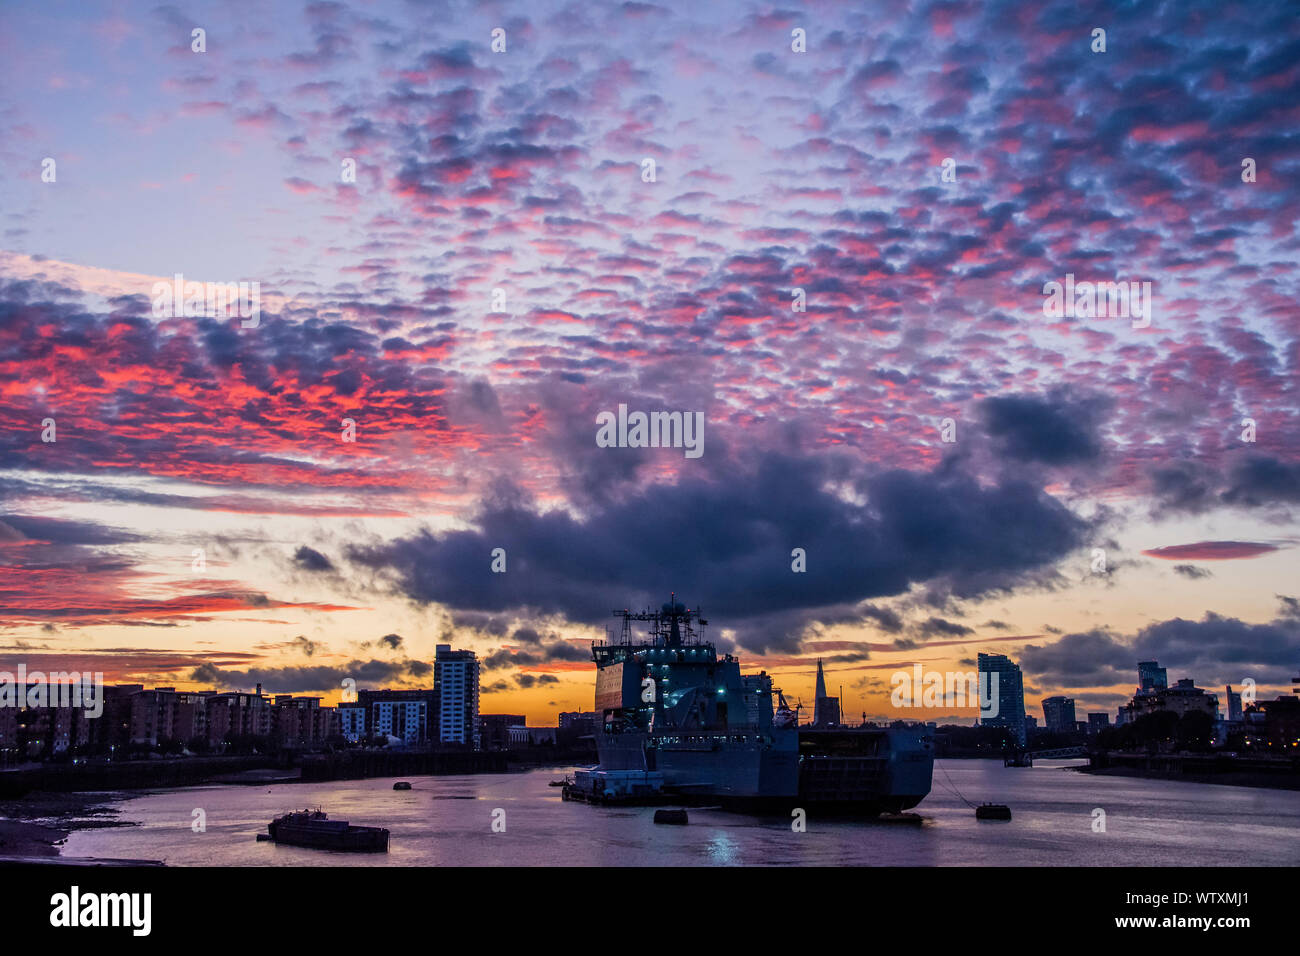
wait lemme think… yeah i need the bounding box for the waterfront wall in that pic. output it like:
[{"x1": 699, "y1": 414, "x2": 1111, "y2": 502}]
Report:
[
  {"x1": 0, "y1": 749, "x2": 512, "y2": 795},
  {"x1": 0, "y1": 756, "x2": 277, "y2": 796},
  {"x1": 1086, "y1": 750, "x2": 1300, "y2": 789},
  {"x1": 298, "y1": 749, "x2": 508, "y2": 781}
]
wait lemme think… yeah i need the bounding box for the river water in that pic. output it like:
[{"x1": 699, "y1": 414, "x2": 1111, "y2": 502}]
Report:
[{"x1": 61, "y1": 760, "x2": 1299, "y2": 866}]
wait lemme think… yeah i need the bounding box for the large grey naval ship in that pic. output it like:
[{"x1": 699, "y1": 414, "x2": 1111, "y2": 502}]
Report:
[{"x1": 565, "y1": 596, "x2": 934, "y2": 814}]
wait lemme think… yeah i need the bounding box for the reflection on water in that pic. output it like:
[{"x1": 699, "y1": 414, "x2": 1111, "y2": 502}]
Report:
[
  {"x1": 706, "y1": 831, "x2": 739, "y2": 865},
  {"x1": 60, "y1": 760, "x2": 1300, "y2": 866}
]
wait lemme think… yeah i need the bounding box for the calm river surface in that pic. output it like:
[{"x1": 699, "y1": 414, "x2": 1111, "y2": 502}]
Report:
[{"x1": 61, "y1": 760, "x2": 1300, "y2": 866}]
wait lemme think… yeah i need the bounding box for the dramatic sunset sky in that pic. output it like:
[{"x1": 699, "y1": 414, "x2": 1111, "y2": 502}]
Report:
[{"x1": 1, "y1": 0, "x2": 1297, "y2": 726}]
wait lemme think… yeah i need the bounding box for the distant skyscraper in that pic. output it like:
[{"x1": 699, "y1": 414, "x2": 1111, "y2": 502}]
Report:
[
  {"x1": 1041, "y1": 696, "x2": 1077, "y2": 733},
  {"x1": 435, "y1": 645, "x2": 480, "y2": 749},
  {"x1": 1225, "y1": 686, "x2": 1243, "y2": 722},
  {"x1": 338, "y1": 703, "x2": 366, "y2": 743},
  {"x1": 1138, "y1": 660, "x2": 1167, "y2": 693},
  {"x1": 978, "y1": 653, "x2": 1026, "y2": 747},
  {"x1": 812, "y1": 659, "x2": 840, "y2": 726},
  {"x1": 1087, "y1": 712, "x2": 1110, "y2": 735}
]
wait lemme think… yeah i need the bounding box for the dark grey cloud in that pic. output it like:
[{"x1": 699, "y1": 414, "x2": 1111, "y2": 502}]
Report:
[
  {"x1": 483, "y1": 639, "x2": 590, "y2": 671},
  {"x1": 1221, "y1": 455, "x2": 1300, "y2": 508},
  {"x1": 1021, "y1": 606, "x2": 1300, "y2": 691},
  {"x1": 1150, "y1": 455, "x2": 1300, "y2": 515},
  {"x1": 347, "y1": 452, "x2": 1089, "y2": 651},
  {"x1": 515, "y1": 673, "x2": 559, "y2": 689},
  {"x1": 859, "y1": 603, "x2": 905, "y2": 633},
  {"x1": 978, "y1": 388, "x2": 1109, "y2": 466},
  {"x1": 0, "y1": 514, "x2": 140, "y2": 546},
  {"x1": 293, "y1": 546, "x2": 336, "y2": 572},
  {"x1": 190, "y1": 658, "x2": 429, "y2": 694},
  {"x1": 1149, "y1": 461, "x2": 1217, "y2": 514},
  {"x1": 917, "y1": 616, "x2": 974, "y2": 638},
  {"x1": 290, "y1": 635, "x2": 320, "y2": 657}
]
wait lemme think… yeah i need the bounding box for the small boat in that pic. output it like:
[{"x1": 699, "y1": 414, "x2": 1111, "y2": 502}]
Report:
[
  {"x1": 653, "y1": 809, "x2": 689, "y2": 825},
  {"x1": 264, "y1": 809, "x2": 390, "y2": 852},
  {"x1": 878, "y1": 812, "x2": 924, "y2": 825},
  {"x1": 975, "y1": 803, "x2": 1012, "y2": 821},
  {"x1": 548, "y1": 779, "x2": 567, "y2": 787},
  {"x1": 393, "y1": 781, "x2": 412, "y2": 790},
  {"x1": 563, "y1": 769, "x2": 666, "y2": 804}
]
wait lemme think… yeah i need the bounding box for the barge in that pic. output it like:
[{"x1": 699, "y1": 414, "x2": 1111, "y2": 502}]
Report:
[{"x1": 264, "y1": 809, "x2": 389, "y2": 852}]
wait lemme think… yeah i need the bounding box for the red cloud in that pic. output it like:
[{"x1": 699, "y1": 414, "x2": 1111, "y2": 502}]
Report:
[{"x1": 1142, "y1": 541, "x2": 1283, "y2": 561}]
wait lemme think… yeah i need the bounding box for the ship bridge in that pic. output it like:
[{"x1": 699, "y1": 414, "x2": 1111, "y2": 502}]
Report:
[{"x1": 593, "y1": 596, "x2": 775, "y2": 735}]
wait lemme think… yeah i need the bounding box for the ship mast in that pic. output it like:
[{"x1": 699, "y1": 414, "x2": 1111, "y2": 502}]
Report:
[{"x1": 611, "y1": 592, "x2": 707, "y2": 646}]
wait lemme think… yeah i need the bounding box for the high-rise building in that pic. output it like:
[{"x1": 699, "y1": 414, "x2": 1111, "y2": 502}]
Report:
[
  {"x1": 435, "y1": 645, "x2": 480, "y2": 749},
  {"x1": 271, "y1": 695, "x2": 335, "y2": 748},
  {"x1": 337, "y1": 703, "x2": 366, "y2": 743},
  {"x1": 812, "y1": 659, "x2": 840, "y2": 727},
  {"x1": 1122, "y1": 677, "x2": 1218, "y2": 723},
  {"x1": 1041, "y1": 696, "x2": 1077, "y2": 733},
  {"x1": 128, "y1": 688, "x2": 177, "y2": 745},
  {"x1": 1162, "y1": 679, "x2": 1218, "y2": 719},
  {"x1": 172, "y1": 691, "x2": 208, "y2": 744},
  {"x1": 1087, "y1": 712, "x2": 1110, "y2": 735},
  {"x1": 357, "y1": 689, "x2": 435, "y2": 745},
  {"x1": 1225, "y1": 686, "x2": 1243, "y2": 722},
  {"x1": 203, "y1": 690, "x2": 271, "y2": 746},
  {"x1": 372, "y1": 698, "x2": 427, "y2": 745},
  {"x1": 978, "y1": 653, "x2": 1026, "y2": 747},
  {"x1": 1138, "y1": 660, "x2": 1168, "y2": 693}
]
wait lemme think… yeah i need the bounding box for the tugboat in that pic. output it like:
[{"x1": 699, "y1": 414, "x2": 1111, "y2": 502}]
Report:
[
  {"x1": 569, "y1": 595, "x2": 934, "y2": 815},
  {"x1": 562, "y1": 768, "x2": 666, "y2": 804},
  {"x1": 264, "y1": 809, "x2": 390, "y2": 852}
]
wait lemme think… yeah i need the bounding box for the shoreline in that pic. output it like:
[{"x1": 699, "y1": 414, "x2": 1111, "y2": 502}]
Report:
[
  {"x1": 1075, "y1": 764, "x2": 1300, "y2": 791},
  {"x1": 0, "y1": 790, "x2": 136, "y2": 862}
]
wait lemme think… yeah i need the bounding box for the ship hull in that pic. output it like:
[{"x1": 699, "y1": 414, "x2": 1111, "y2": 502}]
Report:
[
  {"x1": 267, "y1": 818, "x2": 389, "y2": 852},
  {"x1": 594, "y1": 725, "x2": 933, "y2": 815}
]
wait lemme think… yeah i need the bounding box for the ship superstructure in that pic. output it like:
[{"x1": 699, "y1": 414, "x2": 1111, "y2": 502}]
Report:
[{"x1": 577, "y1": 596, "x2": 934, "y2": 814}]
